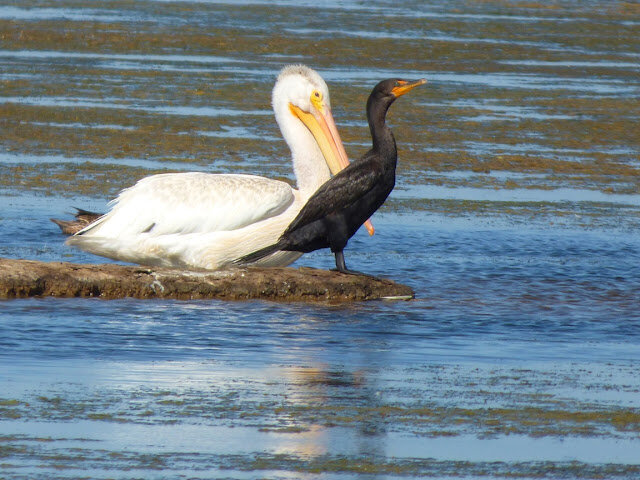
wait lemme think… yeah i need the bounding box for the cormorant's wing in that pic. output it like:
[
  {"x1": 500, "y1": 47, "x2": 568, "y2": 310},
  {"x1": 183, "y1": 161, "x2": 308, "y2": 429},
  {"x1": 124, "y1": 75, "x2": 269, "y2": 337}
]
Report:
[{"x1": 283, "y1": 156, "x2": 380, "y2": 235}]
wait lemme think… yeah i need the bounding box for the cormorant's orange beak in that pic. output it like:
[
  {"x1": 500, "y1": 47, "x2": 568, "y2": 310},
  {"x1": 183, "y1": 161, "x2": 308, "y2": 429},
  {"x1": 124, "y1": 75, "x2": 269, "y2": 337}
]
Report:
[{"x1": 391, "y1": 79, "x2": 427, "y2": 97}]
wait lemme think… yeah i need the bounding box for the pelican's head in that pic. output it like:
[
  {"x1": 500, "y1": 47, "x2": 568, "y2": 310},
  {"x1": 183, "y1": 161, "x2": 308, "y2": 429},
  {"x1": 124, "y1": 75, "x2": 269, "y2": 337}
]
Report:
[
  {"x1": 273, "y1": 64, "x2": 332, "y2": 118},
  {"x1": 272, "y1": 65, "x2": 350, "y2": 187}
]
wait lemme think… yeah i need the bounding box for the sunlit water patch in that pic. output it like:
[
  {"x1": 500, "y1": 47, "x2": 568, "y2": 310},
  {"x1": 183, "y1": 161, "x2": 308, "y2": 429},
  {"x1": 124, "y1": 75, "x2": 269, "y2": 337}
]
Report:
[
  {"x1": 286, "y1": 26, "x2": 568, "y2": 51},
  {"x1": 0, "y1": 153, "x2": 232, "y2": 176},
  {"x1": 395, "y1": 183, "x2": 640, "y2": 206},
  {"x1": 322, "y1": 69, "x2": 639, "y2": 94},
  {"x1": 28, "y1": 121, "x2": 138, "y2": 131},
  {"x1": 0, "y1": 96, "x2": 269, "y2": 117},
  {"x1": 461, "y1": 141, "x2": 636, "y2": 157},
  {"x1": 0, "y1": 49, "x2": 243, "y2": 65},
  {"x1": 502, "y1": 59, "x2": 640, "y2": 71},
  {"x1": 0, "y1": 6, "x2": 141, "y2": 23},
  {"x1": 197, "y1": 126, "x2": 280, "y2": 141}
]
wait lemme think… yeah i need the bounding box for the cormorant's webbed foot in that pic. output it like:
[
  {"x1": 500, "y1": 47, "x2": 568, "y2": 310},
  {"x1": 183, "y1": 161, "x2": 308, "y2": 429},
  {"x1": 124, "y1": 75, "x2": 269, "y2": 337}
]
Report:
[{"x1": 333, "y1": 251, "x2": 374, "y2": 277}]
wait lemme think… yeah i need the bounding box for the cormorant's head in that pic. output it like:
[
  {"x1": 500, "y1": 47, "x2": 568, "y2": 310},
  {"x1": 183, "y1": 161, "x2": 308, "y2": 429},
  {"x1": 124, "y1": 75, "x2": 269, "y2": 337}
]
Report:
[{"x1": 372, "y1": 78, "x2": 427, "y2": 101}]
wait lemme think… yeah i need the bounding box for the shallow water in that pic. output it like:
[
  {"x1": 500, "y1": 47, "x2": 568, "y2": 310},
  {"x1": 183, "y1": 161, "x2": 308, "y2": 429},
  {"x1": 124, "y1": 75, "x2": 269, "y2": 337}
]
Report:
[{"x1": 1, "y1": 0, "x2": 640, "y2": 478}]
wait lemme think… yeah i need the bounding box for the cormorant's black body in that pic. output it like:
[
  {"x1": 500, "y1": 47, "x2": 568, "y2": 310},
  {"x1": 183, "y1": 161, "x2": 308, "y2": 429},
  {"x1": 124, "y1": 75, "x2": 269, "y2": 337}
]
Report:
[{"x1": 237, "y1": 77, "x2": 424, "y2": 274}]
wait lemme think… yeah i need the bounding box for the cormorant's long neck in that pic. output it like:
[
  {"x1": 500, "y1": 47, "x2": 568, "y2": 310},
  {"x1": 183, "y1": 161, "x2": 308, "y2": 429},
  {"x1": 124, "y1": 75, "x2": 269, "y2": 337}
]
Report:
[{"x1": 367, "y1": 94, "x2": 397, "y2": 165}]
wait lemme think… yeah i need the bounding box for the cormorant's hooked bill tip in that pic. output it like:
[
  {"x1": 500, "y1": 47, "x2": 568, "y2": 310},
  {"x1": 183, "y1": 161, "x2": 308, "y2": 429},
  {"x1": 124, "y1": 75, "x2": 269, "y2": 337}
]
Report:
[{"x1": 391, "y1": 78, "x2": 427, "y2": 97}]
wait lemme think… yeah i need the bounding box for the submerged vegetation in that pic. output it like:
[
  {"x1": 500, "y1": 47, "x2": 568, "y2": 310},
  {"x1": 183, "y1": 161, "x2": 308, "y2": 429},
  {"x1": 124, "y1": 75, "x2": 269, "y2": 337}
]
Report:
[
  {"x1": 0, "y1": 0, "x2": 638, "y2": 230},
  {"x1": 2, "y1": 361, "x2": 640, "y2": 477}
]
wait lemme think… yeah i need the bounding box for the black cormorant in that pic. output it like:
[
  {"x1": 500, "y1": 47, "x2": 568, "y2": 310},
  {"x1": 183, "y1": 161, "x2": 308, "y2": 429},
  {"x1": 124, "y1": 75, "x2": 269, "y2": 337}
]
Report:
[{"x1": 235, "y1": 77, "x2": 425, "y2": 274}]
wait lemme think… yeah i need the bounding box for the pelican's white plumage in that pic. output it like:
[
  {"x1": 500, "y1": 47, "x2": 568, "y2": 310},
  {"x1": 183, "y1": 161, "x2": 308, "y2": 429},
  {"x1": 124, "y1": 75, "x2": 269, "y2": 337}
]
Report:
[{"x1": 66, "y1": 65, "x2": 351, "y2": 269}]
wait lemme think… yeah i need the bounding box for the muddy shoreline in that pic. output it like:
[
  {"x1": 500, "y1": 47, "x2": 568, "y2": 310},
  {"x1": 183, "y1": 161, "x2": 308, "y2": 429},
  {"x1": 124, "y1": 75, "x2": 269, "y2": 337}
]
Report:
[{"x1": 0, "y1": 257, "x2": 414, "y2": 302}]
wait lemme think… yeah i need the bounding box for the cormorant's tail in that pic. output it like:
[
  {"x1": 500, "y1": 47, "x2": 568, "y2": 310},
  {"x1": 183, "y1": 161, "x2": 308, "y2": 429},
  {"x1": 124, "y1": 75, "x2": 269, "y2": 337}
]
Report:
[{"x1": 233, "y1": 242, "x2": 283, "y2": 266}]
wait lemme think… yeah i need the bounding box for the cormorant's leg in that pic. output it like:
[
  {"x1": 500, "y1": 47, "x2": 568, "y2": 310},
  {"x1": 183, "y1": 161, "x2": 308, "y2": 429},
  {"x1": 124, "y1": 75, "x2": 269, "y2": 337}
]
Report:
[
  {"x1": 333, "y1": 251, "x2": 374, "y2": 277},
  {"x1": 335, "y1": 250, "x2": 348, "y2": 273}
]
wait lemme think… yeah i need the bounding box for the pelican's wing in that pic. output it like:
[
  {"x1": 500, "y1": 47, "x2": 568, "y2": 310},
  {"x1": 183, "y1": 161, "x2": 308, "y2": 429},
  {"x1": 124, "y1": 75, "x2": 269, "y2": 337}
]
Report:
[
  {"x1": 283, "y1": 157, "x2": 379, "y2": 235},
  {"x1": 76, "y1": 172, "x2": 295, "y2": 237}
]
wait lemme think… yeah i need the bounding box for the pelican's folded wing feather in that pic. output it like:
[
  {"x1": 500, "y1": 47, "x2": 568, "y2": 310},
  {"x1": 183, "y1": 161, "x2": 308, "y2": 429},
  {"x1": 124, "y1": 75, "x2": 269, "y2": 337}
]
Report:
[{"x1": 75, "y1": 172, "x2": 295, "y2": 237}]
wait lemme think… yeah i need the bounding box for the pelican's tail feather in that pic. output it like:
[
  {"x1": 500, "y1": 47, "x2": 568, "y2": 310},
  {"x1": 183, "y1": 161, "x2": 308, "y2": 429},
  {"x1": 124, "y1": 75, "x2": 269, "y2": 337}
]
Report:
[{"x1": 51, "y1": 208, "x2": 103, "y2": 235}]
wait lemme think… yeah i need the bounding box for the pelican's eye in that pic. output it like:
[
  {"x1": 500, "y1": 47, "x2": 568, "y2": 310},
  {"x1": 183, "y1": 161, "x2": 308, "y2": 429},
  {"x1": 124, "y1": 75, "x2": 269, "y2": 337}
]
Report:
[{"x1": 310, "y1": 90, "x2": 324, "y2": 111}]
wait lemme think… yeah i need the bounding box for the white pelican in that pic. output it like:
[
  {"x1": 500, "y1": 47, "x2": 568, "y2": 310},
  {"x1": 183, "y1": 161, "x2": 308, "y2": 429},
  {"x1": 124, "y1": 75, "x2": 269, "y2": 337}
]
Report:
[{"x1": 61, "y1": 65, "x2": 373, "y2": 270}]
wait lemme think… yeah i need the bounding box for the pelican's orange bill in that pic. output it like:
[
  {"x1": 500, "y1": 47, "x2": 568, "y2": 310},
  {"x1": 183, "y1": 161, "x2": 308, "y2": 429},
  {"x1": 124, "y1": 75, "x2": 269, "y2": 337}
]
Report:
[{"x1": 288, "y1": 102, "x2": 346, "y2": 176}]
